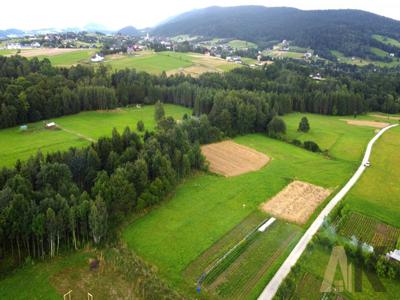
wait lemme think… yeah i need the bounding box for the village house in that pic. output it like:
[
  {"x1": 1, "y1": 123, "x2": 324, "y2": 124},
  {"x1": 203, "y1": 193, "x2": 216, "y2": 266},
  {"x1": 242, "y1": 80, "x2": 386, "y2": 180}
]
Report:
[{"x1": 91, "y1": 54, "x2": 104, "y2": 62}]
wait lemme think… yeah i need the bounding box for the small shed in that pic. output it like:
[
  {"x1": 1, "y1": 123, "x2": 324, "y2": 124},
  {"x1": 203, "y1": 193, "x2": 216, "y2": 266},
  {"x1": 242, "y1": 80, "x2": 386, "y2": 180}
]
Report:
[
  {"x1": 19, "y1": 125, "x2": 28, "y2": 131},
  {"x1": 45, "y1": 122, "x2": 57, "y2": 129}
]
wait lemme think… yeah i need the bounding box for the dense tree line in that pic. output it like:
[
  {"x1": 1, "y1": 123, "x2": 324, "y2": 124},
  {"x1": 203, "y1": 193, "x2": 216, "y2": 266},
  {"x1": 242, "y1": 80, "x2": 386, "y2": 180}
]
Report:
[
  {"x1": 1, "y1": 55, "x2": 400, "y2": 132},
  {"x1": 0, "y1": 115, "x2": 214, "y2": 262}
]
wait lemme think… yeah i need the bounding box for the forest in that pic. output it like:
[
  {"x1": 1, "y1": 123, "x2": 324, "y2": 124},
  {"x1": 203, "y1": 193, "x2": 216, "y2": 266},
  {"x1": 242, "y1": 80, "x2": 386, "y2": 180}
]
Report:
[
  {"x1": 153, "y1": 6, "x2": 400, "y2": 61},
  {"x1": 0, "y1": 52, "x2": 399, "y2": 276},
  {"x1": 1, "y1": 55, "x2": 400, "y2": 131},
  {"x1": 0, "y1": 108, "x2": 219, "y2": 262}
]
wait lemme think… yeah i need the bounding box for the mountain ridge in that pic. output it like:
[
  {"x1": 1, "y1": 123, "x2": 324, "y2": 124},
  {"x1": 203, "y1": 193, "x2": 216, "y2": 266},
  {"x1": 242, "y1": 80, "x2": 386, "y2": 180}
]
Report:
[{"x1": 153, "y1": 6, "x2": 400, "y2": 60}]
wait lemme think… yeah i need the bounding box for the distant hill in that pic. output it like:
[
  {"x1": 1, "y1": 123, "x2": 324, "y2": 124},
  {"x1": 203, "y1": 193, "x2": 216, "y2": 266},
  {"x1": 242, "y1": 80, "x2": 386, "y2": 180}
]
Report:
[
  {"x1": 83, "y1": 23, "x2": 113, "y2": 34},
  {"x1": 0, "y1": 28, "x2": 25, "y2": 38},
  {"x1": 153, "y1": 6, "x2": 400, "y2": 60},
  {"x1": 117, "y1": 26, "x2": 140, "y2": 36}
]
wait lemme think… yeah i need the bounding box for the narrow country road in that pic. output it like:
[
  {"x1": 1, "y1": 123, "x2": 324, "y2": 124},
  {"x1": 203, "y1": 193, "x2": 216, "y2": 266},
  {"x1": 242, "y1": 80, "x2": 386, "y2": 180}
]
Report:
[{"x1": 258, "y1": 124, "x2": 399, "y2": 300}]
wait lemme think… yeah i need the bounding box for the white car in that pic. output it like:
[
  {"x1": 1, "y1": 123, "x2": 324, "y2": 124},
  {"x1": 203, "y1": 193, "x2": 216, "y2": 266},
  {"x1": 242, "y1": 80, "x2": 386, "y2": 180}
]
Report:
[{"x1": 364, "y1": 161, "x2": 371, "y2": 167}]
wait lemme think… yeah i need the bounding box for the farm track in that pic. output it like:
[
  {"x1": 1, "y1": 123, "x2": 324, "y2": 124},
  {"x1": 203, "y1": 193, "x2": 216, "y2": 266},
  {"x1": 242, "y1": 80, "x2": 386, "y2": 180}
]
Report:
[
  {"x1": 234, "y1": 231, "x2": 297, "y2": 299},
  {"x1": 57, "y1": 126, "x2": 95, "y2": 143},
  {"x1": 258, "y1": 124, "x2": 399, "y2": 300}
]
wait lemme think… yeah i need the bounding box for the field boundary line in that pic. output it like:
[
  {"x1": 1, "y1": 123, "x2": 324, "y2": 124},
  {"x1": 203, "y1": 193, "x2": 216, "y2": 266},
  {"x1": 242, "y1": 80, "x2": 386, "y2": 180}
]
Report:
[
  {"x1": 258, "y1": 124, "x2": 398, "y2": 300},
  {"x1": 198, "y1": 217, "x2": 274, "y2": 288},
  {"x1": 57, "y1": 126, "x2": 95, "y2": 143}
]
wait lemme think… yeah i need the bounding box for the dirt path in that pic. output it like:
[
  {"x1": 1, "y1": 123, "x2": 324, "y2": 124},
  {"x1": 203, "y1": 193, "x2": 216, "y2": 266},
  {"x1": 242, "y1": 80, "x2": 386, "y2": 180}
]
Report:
[
  {"x1": 58, "y1": 126, "x2": 95, "y2": 143},
  {"x1": 258, "y1": 124, "x2": 399, "y2": 300},
  {"x1": 370, "y1": 114, "x2": 400, "y2": 121}
]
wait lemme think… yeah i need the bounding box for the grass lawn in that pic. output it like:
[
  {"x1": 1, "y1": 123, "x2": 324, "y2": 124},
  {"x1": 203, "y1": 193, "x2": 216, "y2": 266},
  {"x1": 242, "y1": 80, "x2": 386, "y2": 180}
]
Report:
[
  {"x1": 0, "y1": 251, "x2": 91, "y2": 299},
  {"x1": 292, "y1": 244, "x2": 400, "y2": 300},
  {"x1": 373, "y1": 34, "x2": 400, "y2": 48},
  {"x1": 0, "y1": 49, "x2": 15, "y2": 56},
  {"x1": 283, "y1": 113, "x2": 376, "y2": 163},
  {"x1": 332, "y1": 50, "x2": 400, "y2": 67},
  {"x1": 370, "y1": 47, "x2": 389, "y2": 58},
  {"x1": 0, "y1": 104, "x2": 191, "y2": 167},
  {"x1": 38, "y1": 49, "x2": 95, "y2": 67},
  {"x1": 105, "y1": 51, "x2": 193, "y2": 73},
  {"x1": 343, "y1": 126, "x2": 400, "y2": 227},
  {"x1": 123, "y1": 131, "x2": 365, "y2": 295},
  {"x1": 227, "y1": 40, "x2": 257, "y2": 50}
]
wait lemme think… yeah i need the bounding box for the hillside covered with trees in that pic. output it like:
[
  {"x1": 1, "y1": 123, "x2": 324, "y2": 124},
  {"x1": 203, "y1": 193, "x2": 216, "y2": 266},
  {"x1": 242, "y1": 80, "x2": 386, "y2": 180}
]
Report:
[{"x1": 153, "y1": 6, "x2": 400, "y2": 60}]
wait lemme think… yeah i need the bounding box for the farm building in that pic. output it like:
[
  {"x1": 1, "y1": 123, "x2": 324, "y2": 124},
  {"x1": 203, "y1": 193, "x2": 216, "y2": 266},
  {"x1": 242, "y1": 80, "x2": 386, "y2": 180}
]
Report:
[
  {"x1": 45, "y1": 122, "x2": 57, "y2": 129},
  {"x1": 91, "y1": 54, "x2": 104, "y2": 62}
]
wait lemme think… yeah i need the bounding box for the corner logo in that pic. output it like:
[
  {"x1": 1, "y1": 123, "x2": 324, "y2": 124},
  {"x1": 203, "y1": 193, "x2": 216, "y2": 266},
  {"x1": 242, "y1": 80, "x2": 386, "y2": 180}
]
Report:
[{"x1": 321, "y1": 246, "x2": 386, "y2": 293}]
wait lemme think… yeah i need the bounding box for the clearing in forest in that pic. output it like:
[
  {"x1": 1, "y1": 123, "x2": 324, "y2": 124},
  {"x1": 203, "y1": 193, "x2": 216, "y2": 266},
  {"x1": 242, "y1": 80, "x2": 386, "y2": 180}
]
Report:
[
  {"x1": 340, "y1": 119, "x2": 389, "y2": 128},
  {"x1": 261, "y1": 181, "x2": 331, "y2": 225},
  {"x1": 201, "y1": 140, "x2": 270, "y2": 177}
]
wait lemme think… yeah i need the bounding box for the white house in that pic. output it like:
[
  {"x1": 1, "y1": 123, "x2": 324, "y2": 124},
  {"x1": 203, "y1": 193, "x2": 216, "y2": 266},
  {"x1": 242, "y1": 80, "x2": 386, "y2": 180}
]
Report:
[
  {"x1": 91, "y1": 54, "x2": 104, "y2": 63},
  {"x1": 390, "y1": 53, "x2": 395, "y2": 57}
]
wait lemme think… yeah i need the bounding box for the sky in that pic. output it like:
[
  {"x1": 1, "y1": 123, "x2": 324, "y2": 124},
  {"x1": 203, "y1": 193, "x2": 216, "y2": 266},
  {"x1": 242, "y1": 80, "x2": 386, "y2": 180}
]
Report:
[{"x1": 2, "y1": 0, "x2": 400, "y2": 30}]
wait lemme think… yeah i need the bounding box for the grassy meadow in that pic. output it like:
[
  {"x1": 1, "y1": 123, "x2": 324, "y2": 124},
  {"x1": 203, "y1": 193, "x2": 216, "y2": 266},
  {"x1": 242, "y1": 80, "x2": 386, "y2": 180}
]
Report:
[
  {"x1": 291, "y1": 244, "x2": 400, "y2": 300},
  {"x1": 343, "y1": 126, "x2": 400, "y2": 227},
  {"x1": 105, "y1": 51, "x2": 193, "y2": 73},
  {"x1": 0, "y1": 111, "x2": 391, "y2": 299},
  {"x1": 104, "y1": 51, "x2": 239, "y2": 75},
  {"x1": 282, "y1": 113, "x2": 379, "y2": 162},
  {"x1": 123, "y1": 123, "x2": 372, "y2": 296},
  {"x1": 0, "y1": 104, "x2": 190, "y2": 167},
  {"x1": 0, "y1": 48, "x2": 96, "y2": 67},
  {"x1": 38, "y1": 49, "x2": 95, "y2": 67},
  {"x1": 286, "y1": 120, "x2": 400, "y2": 300}
]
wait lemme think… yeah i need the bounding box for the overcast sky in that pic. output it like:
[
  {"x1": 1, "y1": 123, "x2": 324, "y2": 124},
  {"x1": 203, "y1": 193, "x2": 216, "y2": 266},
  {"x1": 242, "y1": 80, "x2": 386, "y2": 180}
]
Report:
[{"x1": 2, "y1": 0, "x2": 400, "y2": 30}]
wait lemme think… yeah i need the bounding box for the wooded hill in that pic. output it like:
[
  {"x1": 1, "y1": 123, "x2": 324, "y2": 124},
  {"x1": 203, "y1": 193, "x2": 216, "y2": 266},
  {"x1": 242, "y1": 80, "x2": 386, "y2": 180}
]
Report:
[{"x1": 153, "y1": 6, "x2": 400, "y2": 60}]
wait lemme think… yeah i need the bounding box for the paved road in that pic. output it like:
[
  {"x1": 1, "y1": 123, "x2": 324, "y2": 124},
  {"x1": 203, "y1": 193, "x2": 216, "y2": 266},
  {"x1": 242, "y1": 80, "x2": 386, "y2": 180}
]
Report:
[{"x1": 258, "y1": 124, "x2": 399, "y2": 300}]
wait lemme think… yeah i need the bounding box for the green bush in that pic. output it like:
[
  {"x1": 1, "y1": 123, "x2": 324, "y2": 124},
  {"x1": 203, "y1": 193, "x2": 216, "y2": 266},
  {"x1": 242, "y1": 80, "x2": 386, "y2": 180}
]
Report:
[
  {"x1": 304, "y1": 141, "x2": 321, "y2": 152},
  {"x1": 291, "y1": 139, "x2": 302, "y2": 147}
]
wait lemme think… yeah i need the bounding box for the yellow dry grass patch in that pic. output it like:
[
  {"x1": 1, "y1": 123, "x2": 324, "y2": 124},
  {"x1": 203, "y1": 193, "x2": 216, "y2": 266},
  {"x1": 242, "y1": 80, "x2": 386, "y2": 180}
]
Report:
[
  {"x1": 167, "y1": 54, "x2": 233, "y2": 77},
  {"x1": 340, "y1": 119, "x2": 389, "y2": 128},
  {"x1": 370, "y1": 114, "x2": 400, "y2": 121},
  {"x1": 201, "y1": 140, "x2": 270, "y2": 177},
  {"x1": 16, "y1": 48, "x2": 84, "y2": 58},
  {"x1": 260, "y1": 181, "x2": 331, "y2": 225}
]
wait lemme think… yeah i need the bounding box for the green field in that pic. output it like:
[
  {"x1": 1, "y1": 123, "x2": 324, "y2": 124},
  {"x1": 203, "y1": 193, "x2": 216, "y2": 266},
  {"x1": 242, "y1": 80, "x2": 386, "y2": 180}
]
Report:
[
  {"x1": 228, "y1": 40, "x2": 257, "y2": 50},
  {"x1": 0, "y1": 111, "x2": 391, "y2": 299},
  {"x1": 286, "y1": 123, "x2": 400, "y2": 300},
  {"x1": 0, "y1": 49, "x2": 96, "y2": 67},
  {"x1": 283, "y1": 113, "x2": 378, "y2": 162},
  {"x1": 0, "y1": 49, "x2": 15, "y2": 56},
  {"x1": 332, "y1": 49, "x2": 400, "y2": 67},
  {"x1": 38, "y1": 49, "x2": 95, "y2": 67},
  {"x1": 105, "y1": 51, "x2": 193, "y2": 73},
  {"x1": 263, "y1": 49, "x2": 306, "y2": 60},
  {"x1": 123, "y1": 123, "x2": 371, "y2": 296},
  {"x1": 0, "y1": 251, "x2": 91, "y2": 299},
  {"x1": 291, "y1": 244, "x2": 400, "y2": 300},
  {"x1": 0, "y1": 104, "x2": 191, "y2": 167},
  {"x1": 373, "y1": 34, "x2": 400, "y2": 48},
  {"x1": 343, "y1": 126, "x2": 400, "y2": 227},
  {"x1": 370, "y1": 47, "x2": 389, "y2": 58}
]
